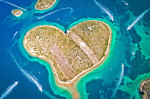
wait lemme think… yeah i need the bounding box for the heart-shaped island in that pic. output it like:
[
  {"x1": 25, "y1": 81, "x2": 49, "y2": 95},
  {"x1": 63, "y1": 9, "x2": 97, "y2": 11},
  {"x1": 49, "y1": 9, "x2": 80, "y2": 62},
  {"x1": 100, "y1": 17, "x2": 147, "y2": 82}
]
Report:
[{"x1": 23, "y1": 20, "x2": 112, "y2": 85}]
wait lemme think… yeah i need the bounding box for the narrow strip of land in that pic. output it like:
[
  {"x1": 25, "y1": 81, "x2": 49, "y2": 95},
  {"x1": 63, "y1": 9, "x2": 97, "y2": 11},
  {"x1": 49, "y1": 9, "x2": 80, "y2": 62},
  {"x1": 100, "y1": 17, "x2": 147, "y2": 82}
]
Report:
[{"x1": 69, "y1": 32, "x2": 99, "y2": 64}]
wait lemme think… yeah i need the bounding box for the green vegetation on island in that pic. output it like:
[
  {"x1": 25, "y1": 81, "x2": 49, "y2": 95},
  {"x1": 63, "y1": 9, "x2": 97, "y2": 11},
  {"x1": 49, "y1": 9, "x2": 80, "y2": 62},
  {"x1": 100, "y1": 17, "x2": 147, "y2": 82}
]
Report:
[
  {"x1": 70, "y1": 21, "x2": 110, "y2": 61},
  {"x1": 140, "y1": 79, "x2": 150, "y2": 99},
  {"x1": 23, "y1": 20, "x2": 111, "y2": 84},
  {"x1": 35, "y1": 0, "x2": 56, "y2": 10}
]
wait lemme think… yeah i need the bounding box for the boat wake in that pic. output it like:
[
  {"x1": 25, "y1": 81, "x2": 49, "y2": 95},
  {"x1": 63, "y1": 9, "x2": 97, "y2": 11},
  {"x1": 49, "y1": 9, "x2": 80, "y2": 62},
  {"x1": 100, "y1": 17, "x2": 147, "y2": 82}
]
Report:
[
  {"x1": 7, "y1": 31, "x2": 19, "y2": 51},
  {"x1": 12, "y1": 31, "x2": 18, "y2": 41},
  {"x1": 9, "y1": 53, "x2": 58, "y2": 98},
  {"x1": 0, "y1": 0, "x2": 27, "y2": 11},
  {"x1": 0, "y1": 81, "x2": 18, "y2": 99},
  {"x1": 127, "y1": 8, "x2": 150, "y2": 30},
  {"x1": 37, "y1": 7, "x2": 73, "y2": 19},
  {"x1": 121, "y1": 0, "x2": 128, "y2": 5},
  {"x1": 93, "y1": 0, "x2": 114, "y2": 21},
  {"x1": 111, "y1": 63, "x2": 124, "y2": 98},
  {"x1": 10, "y1": 53, "x2": 43, "y2": 92}
]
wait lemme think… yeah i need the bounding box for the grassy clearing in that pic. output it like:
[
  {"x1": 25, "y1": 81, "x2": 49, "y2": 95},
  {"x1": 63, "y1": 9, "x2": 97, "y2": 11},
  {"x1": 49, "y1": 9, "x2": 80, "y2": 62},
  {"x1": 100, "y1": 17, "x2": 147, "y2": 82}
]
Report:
[{"x1": 70, "y1": 21, "x2": 110, "y2": 61}]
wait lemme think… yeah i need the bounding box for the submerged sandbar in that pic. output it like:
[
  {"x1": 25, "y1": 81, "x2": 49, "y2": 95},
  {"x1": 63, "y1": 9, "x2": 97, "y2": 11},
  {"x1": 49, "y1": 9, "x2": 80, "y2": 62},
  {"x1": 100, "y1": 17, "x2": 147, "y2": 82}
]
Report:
[{"x1": 23, "y1": 20, "x2": 112, "y2": 85}]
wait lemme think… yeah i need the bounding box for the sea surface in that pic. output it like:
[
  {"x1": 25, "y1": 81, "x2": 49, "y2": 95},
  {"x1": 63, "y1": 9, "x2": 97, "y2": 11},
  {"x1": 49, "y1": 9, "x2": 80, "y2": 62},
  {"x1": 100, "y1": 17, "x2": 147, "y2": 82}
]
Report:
[{"x1": 0, "y1": 0, "x2": 150, "y2": 99}]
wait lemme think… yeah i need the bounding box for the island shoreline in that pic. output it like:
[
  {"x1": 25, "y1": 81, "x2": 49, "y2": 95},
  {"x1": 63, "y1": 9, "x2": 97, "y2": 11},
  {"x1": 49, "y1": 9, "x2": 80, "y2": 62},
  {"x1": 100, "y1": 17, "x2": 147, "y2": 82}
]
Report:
[
  {"x1": 140, "y1": 78, "x2": 150, "y2": 99},
  {"x1": 23, "y1": 20, "x2": 112, "y2": 98},
  {"x1": 35, "y1": 0, "x2": 57, "y2": 10},
  {"x1": 12, "y1": 9, "x2": 23, "y2": 17}
]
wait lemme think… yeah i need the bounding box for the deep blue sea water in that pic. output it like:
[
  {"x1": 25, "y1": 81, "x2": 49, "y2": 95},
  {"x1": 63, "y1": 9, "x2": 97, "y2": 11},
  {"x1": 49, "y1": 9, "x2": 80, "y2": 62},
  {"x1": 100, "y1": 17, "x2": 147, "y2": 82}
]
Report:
[{"x1": 0, "y1": 0, "x2": 150, "y2": 99}]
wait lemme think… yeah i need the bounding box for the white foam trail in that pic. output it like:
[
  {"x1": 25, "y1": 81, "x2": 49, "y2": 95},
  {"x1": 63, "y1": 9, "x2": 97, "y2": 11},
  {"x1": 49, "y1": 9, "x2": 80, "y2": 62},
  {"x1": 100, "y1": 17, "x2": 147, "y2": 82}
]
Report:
[
  {"x1": 12, "y1": 31, "x2": 18, "y2": 41},
  {"x1": 8, "y1": 31, "x2": 18, "y2": 51},
  {"x1": 93, "y1": 0, "x2": 114, "y2": 21},
  {"x1": 13, "y1": 31, "x2": 18, "y2": 38},
  {"x1": 22, "y1": 69, "x2": 43, "y2": 92},
  {"x1": 10, "y1": 53, "x2": 43, "y2": 92},
  {"x1": 111, "y1": 63, "x2": 124, "y2": 98},
  {"x1": 37, "y1": 7, "x2": 73, "y2": 19},
  {"x1": 0, "y1": 0, "x2": 27, "y2": 11},
  {"x1": 0, "y1": 81, "x2": 18, "y2": 99},
  {"x1": 122, "y1": 0, "x2": 128, "y2": 5},
  {"x1": 127, "y1": 8, "x2": 150, "y2": 30}
]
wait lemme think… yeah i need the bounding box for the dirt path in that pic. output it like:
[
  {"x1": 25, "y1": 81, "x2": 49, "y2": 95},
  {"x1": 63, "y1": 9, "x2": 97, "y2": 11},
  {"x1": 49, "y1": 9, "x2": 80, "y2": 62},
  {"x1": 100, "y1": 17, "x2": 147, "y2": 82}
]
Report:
[
  {"x1": 69, "y1": 32, "x2": 99, "y2": 64},
  {"x1": 50, "y1": 44, "x2": 75, "y2": 80}
]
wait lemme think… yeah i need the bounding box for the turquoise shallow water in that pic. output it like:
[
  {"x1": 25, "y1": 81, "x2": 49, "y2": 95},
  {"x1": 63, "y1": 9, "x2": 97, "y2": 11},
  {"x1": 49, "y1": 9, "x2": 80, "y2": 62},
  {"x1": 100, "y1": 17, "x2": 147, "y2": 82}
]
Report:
[{"x1": 0, "y1": 0, "x2": 150, "y2": 99}]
